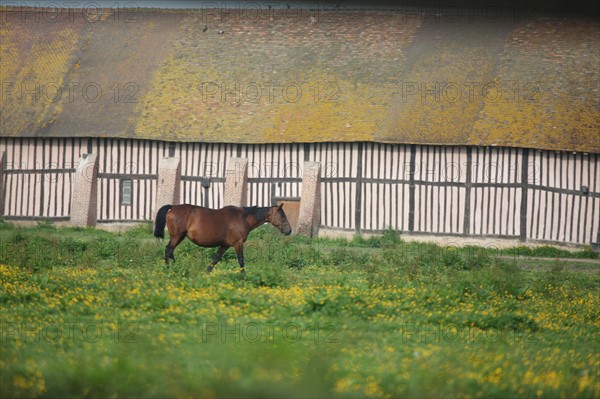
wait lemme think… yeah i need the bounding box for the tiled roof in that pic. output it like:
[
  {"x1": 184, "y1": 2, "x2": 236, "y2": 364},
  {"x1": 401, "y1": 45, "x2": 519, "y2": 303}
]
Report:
[{"x1": 1, "y1": 8, "x2": 598, "y2": 152}]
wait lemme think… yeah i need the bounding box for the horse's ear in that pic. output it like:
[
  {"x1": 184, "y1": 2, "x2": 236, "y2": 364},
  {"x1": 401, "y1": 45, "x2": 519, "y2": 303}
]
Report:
[{"x1": 278, "y1": 203, "x2": 284, "y2": 209}]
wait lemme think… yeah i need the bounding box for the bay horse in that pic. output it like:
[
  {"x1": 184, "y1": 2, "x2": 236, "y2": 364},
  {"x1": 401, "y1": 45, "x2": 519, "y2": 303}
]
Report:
[{"x1": 153, "y1": 204, "x2": 292, "y2": 274}]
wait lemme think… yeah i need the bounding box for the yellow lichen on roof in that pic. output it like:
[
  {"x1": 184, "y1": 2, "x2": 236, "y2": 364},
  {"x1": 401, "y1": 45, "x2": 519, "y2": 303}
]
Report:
[
  {"x1": 262, "y1": 77, "x2": 388, "y2": 143},
  {"x1": 2, "y1": 9, "x2": 599, "y2": 153},
  {"x1": 0, "y1": 16, "x2": 81, "y2": 135},
  {"x1": 0, "y1": 25, "x2": 19, "y2": 80},
  {"x1": 379, "y1": 20, "x2": 505, "y2": 146},
  {"x1": 473, "y1": 18, "x2": 600, "y2": 153},
  {"x1": 135, "y1": 50, "x2": 268, "y2": 142},
  {"x1": 135, "y1": 12, "x2": 421, "y2": 143},
  {"x1": 35, "y1": 12, "x2": 182, "y2": 139},
  {"x1": 135, "y1": 57, "x2": 386, "y2": 143}
]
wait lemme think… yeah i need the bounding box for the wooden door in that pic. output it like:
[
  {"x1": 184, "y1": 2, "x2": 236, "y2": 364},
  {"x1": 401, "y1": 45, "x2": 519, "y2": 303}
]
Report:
[{"x1": 275, "y1": 198, "x2": 300, "y2": 232}]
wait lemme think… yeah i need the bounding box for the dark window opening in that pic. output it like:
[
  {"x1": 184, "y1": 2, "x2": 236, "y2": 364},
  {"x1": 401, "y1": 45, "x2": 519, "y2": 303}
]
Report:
[{"x1": 121, "y1": 179, "x2": 132, "y2": 205}]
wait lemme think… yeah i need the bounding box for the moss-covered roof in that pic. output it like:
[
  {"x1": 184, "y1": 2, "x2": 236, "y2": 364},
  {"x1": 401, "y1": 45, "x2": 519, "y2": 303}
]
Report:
[{"x1": 1, "y1": 8, "x2": 598, "y2": 152}]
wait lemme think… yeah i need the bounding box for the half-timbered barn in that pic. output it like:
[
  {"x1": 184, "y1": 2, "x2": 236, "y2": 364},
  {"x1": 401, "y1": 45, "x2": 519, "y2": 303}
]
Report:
[{"x1": 1, "y1": 4, "x2": 599, "y2": 247}]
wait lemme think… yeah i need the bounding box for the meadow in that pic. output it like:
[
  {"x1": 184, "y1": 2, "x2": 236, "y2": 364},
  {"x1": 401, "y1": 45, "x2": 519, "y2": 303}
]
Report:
[{"x1": 0, "y1": 220, "x2": 599, "y2": 398}]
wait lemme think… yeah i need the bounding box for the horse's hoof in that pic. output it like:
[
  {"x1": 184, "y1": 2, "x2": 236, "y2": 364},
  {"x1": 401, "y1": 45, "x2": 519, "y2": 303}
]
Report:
[
  {"x1": 207, "y1": 266, "x2": 213, "y2": 273},
  {"x1": 240, "y1": 269, "x2": 246, "y2": 275}
]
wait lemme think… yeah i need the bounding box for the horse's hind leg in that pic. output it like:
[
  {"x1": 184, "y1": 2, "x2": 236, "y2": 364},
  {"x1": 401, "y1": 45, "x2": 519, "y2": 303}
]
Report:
[
  {"x1": 234, "y1": 242, "x2": 245, "y2": 275},
  {"x1": 165, "y1": 234, "x2": 186, "y2": 265},
  {"x1": 165, "y1": 244, "x2": 173, "y2": 265},
  {"x1": 207, "y1": 245, "x2": 229, "y2": 273}
]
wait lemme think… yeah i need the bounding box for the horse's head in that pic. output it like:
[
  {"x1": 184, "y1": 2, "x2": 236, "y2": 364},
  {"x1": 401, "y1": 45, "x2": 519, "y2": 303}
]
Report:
[{"x1": 269, "y1": 203, "x2": 292, "y2": 235}]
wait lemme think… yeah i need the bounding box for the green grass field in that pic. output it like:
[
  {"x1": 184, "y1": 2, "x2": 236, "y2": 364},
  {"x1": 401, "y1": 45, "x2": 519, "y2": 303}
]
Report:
[{"x1": 1, "y1": 221, "x2": 599, "y2": 398}]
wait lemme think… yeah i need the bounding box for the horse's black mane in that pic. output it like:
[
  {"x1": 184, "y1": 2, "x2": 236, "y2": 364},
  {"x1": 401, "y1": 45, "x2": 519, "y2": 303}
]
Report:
[{"x1": 242, "y1": 206, "x2": 271, "y2": 221}]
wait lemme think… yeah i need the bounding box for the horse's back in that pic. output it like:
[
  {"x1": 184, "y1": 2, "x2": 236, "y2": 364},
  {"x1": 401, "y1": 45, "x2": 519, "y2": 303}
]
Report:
[
  {"x1": 170, "y1": 204, "x2": 240, "y2": 216},
  {"x1": 191, "y1": 205, "x2": 242, "y2": 220}
]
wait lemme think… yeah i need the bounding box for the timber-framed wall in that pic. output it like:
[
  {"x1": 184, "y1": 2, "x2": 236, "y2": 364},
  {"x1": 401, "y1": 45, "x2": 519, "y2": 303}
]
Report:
[{"x1": 1, "y1": 137, "x2": 598, "y2": 246}]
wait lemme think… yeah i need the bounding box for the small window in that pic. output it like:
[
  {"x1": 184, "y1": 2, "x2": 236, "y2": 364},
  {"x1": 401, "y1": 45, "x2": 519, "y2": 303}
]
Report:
[{"x1": 121, "y1": 179, "x2": 132, "y2": 205}]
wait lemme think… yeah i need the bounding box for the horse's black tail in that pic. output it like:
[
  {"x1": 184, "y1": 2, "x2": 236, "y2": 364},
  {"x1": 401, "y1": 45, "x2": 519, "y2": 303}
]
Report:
[{"x1": 154, "y1": 205, "x2": 173, "y2": 239}]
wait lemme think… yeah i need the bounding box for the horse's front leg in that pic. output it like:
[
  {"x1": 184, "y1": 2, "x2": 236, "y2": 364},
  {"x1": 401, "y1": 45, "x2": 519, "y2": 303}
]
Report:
[
  {"x1": 207, "y1": 245, "x2": 229, "y2": 273},
  {"x1": 234, "y1": 242, "x2": 245, "y2": 275}
]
